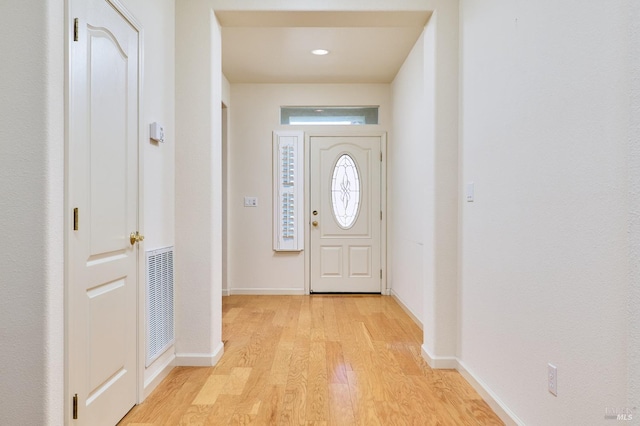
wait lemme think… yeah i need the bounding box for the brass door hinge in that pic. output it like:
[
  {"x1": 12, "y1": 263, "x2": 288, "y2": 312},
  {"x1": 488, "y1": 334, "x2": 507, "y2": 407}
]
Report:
[
  {"x1": 73, "y1": 208, "x2": 79, "y2": 231},
  {"x1": 380, "y1": 269, "x2": 383, "y2": 279},
  {"x1": 72, "y1": 393, "x2": 78, "y2": 419},
  {"x1": 73, "y1": 18, "x2": 79, "y2": 42}
]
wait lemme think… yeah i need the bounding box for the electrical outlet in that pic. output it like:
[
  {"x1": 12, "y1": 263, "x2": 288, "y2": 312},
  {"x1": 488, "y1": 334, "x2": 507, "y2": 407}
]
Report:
[{"x1": 548, "y1": 363, "x2": 558, "y2": 396}]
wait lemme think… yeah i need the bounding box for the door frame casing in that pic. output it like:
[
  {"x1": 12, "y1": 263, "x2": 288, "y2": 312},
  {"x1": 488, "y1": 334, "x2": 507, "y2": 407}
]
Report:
[
  {"x1": 64, "y1": 0, "x2": 145, "y2": 423},
  {"x1": 304, "y1": 131, "x2": 387, "y2": 295}
]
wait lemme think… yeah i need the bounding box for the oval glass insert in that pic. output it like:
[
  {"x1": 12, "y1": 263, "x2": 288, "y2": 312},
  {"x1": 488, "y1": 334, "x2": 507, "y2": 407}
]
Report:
[{"x1": 331, "y1": 154, "x2": 361, "y2": 228}]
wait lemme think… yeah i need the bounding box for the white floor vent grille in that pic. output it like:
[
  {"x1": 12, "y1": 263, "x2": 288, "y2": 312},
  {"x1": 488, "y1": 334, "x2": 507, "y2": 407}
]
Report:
[{"x1": 146, "y1": 246, "x2": 175, "y2": 367}]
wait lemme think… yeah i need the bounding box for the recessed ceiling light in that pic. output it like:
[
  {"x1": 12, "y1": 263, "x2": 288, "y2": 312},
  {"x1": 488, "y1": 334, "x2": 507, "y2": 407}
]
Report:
[{"x1": 311, "y1": 49, "x2": 329, "y2": 56}]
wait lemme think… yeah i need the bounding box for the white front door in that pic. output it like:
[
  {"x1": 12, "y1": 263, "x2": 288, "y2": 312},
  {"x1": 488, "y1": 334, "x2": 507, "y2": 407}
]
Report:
[
  {"x1": 310, "y1": 136, "x2": 383, "y2": 293},
  {"x1": 68, "y1": 0, "x2": 140, "y2": 424}
]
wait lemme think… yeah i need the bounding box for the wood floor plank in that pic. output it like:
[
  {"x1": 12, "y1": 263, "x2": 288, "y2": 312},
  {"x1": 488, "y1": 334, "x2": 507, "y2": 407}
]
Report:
[
  {"x1": 213, "y1": 337, "x2": 249, "y2": 374},
  {"x1": 305, "y1": 341, "x2": 329, "y2": 422},
  {"x1": 325, "y1": 341, "x2": 348, "y2": 384},
  {"x1": 119, "y1": 295, "x2": 504, "y2": 426},
  {"x1": 272, "y1": 296, "x2": 291, "y2": 327},
  {"x1": 279, "y1": 339, "x2": 310, "y2": 425},
  {"x1": 119, "y1": 367, "x2": 211, "y2": 425},
  {"x1": 329, "y1": 383, "x2": 356, "y2": 426},
  {"x1": 310, "y1": 297, "x2": 326, "y2": 341},
  {"x1": 296, "y1": 298, "x2": 312, "y2": 340},
  {"x1": 222, "y1": 367, "x2": 252, "y2": 396},
  {"x1": 373, "y1": 400, "x2": 405, "y2": 426},
  {"x1": 388, "y1": 342, "x2": 424, "y2": 376},
  {"x1": 223, "y1": 307, "x2": 242, "y2": 323},
  {"x1": 321, "y1": 297, "x2": 341, "y2": 341},
  {"x1": 353, "y1": 322, "x2": 375, "y2": 351},
  {"x1": 177, "y1": 405, "x2": 213, "y2": 426},
  {"x1": 280, "y1": 297, "x2": 302, "y2": 343},
  {"x1": 346, "y1": 370, "x2": 381, "y2": 426},
  {"x1": 204, "y1": 394, "x2": 239, "y2": 425},
  {"x1": 269, "y1": 340, "x2": 294, "y2": 385},
  {"x1": 254, "y1": 384, "x2": 285, "y2": 425},
  {"x1": 192, "y1": 375, "x2": 229, "y2": 405}
]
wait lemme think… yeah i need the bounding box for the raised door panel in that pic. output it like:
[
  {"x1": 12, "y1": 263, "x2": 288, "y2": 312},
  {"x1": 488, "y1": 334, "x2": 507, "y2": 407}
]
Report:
[{"x1": 88, "y1": 28, "x2": 130, "y2": 256}]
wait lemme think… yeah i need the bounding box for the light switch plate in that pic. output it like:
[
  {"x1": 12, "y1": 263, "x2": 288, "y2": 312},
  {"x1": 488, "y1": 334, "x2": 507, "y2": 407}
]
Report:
[
  {"x1": 244, "y1": 196, "x2": 258, "y2": 207},
  {"x1": 465, "y1": 182, "x2": 475, "y2": 202}
]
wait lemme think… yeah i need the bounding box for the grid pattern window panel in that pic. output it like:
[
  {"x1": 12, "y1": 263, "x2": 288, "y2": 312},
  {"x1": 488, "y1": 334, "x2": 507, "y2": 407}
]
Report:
[
  {"x1": 281, "y1": 145, "x2": 295, "y2": 186},
  {"x1": 273, "y1": 131, "x2": 304, "y2": 251},
  {"x1": 282, "y1": 192, "x2": 295, "y2": 239}
]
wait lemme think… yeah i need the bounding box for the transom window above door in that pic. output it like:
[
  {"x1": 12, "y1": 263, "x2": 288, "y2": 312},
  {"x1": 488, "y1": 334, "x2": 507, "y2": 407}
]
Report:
[{"x1": 280, "y1": 106, "x2": 379, "y2": 125}]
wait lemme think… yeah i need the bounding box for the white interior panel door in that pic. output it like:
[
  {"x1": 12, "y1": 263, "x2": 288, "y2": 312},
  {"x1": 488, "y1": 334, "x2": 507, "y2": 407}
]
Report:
[
  {"x1": 68, "y1": 0, "x2": 140, "y2": 424},
  {"x1": 310, "y1": 136, "x2": 382, "y2": 293}
]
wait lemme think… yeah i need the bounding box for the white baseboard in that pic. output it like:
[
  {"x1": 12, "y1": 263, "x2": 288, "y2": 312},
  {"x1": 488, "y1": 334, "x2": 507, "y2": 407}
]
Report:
[
  {"x1": 418, "y1": 346, "x2": 522, "y2": 426},
  {"x1": 175, "y1": 341, "x2": 224, "y2": 367},
  {"x1": 222, "y1": 288, "x2": 230, "y2": 296},
  {"x1": 390, "y1": 289, "x2": 423, "y2": 329},
  {"x1": 143, "y1": 353, "x2": 175, "y2": 400},
  {"x1": 457, "y1": 361, "x2": 524, "y2": 426},
  {"x1": 421, "y1": 344, "x2": 458, "y2": 369},
  {"x1": 227, "y1": 288, "x2": 305, "y2": 295}
]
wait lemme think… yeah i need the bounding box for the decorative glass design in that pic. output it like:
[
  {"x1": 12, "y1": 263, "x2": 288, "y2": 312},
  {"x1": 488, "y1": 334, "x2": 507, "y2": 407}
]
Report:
[{"x1": 331, "y1": 154, "x2": 361, "y2": 228}]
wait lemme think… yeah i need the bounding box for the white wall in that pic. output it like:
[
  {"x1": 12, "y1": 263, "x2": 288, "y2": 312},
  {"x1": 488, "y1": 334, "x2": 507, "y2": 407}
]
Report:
[
  {"x1": 630, "y1": 1, "x2": 640, "y2": 412},
  {"x1": 175, "y1": 0, "x2": 224, "y2": 366},
  {"x1": 222, "y1": 74, "x2": 230, "y2": 295},
  {"x1": 228, "y1": 84, "x2": 390, "y2": 294},
  {"x1": 0, "y1": 1, "x2": 64, "y2": 424},
  {"x1": 389, "y1": 32, "x2": 430, "y2": 325},
  {"x1": 132, "y1": 0, "x2": 176, "y2": 251},
  {"x1": 459, "y1": 1, "x2": 632, "y2": 424},
  {"x1": 390, "y1": 4, "x2": 459, "y2": 366},
  {"x1": 222, "y1": 74, "x2": 231, "y2": 105},
  {"x1": 428, "y1": 4, "x2": 460, "y2": 364},
  {"x1": 119, "y1": 0, "x2": 177, "y2": 394}
]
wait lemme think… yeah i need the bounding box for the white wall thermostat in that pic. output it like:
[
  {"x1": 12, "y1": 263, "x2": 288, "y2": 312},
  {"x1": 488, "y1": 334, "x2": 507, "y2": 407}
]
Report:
[{"x1": 150, "y1": 122, "x2": 165, "y2": 143}]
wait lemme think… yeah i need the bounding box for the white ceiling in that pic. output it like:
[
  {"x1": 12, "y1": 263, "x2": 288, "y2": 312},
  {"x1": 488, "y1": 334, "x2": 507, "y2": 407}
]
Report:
[{"x1": 217, "y1": 11, "x2": 432, "y2": 84}]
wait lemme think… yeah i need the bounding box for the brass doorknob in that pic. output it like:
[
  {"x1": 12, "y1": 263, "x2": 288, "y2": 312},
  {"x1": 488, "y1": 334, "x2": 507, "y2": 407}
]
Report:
[
  {"x1": 130, "y1": 231, "x2": 145, "y2": 246},
  {"x1": 312, "y1": 221, "x2": 318, "y2": 227}
]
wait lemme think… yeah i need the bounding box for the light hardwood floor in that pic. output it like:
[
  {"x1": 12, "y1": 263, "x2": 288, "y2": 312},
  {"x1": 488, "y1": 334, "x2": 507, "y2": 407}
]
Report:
[{"x1": 119, "y1": 295, "x2": 503, "y2": 425}]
